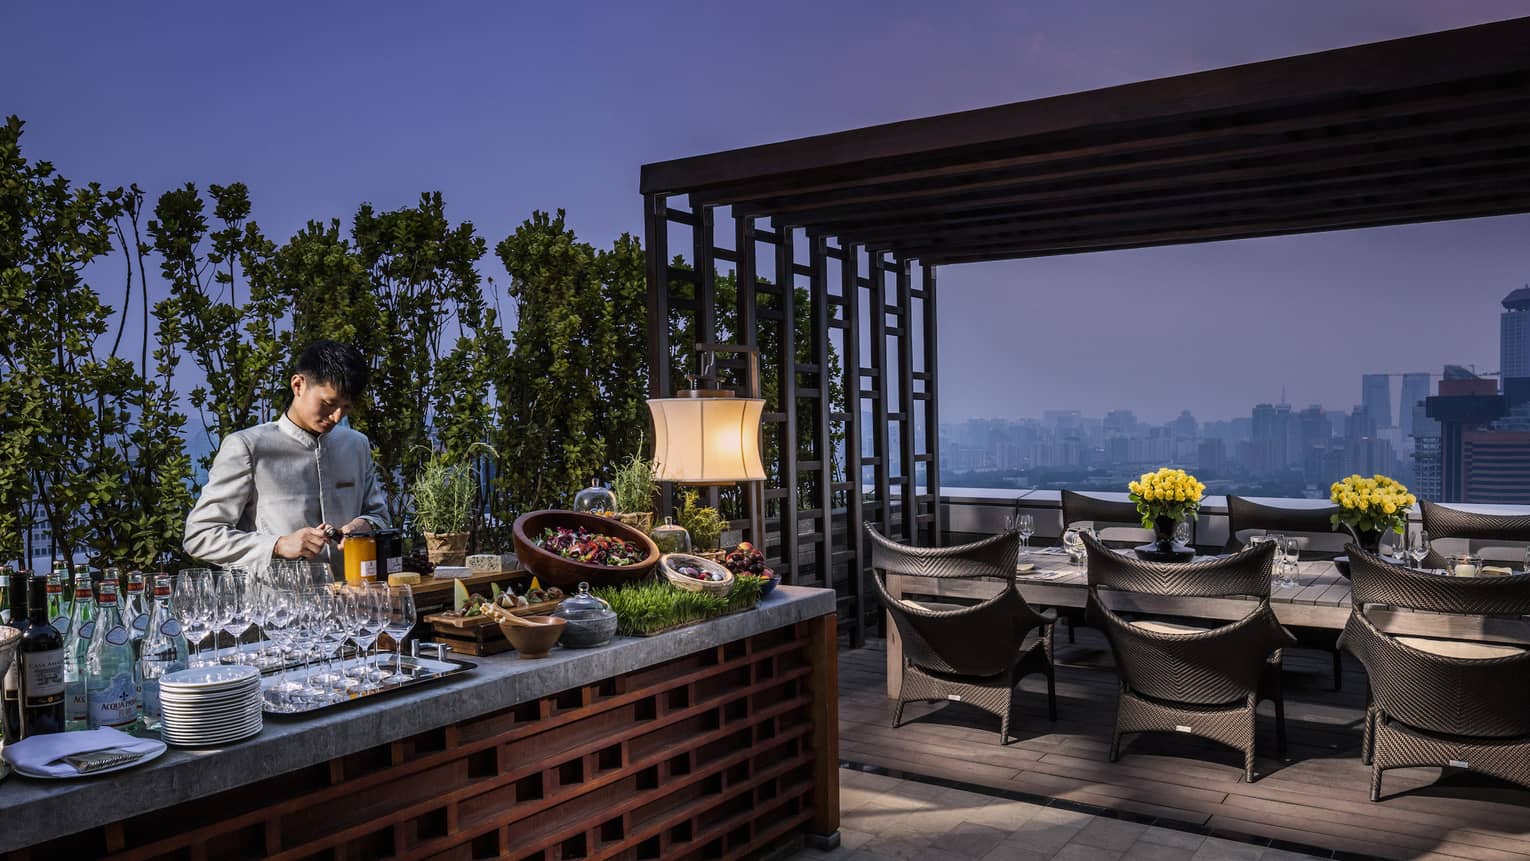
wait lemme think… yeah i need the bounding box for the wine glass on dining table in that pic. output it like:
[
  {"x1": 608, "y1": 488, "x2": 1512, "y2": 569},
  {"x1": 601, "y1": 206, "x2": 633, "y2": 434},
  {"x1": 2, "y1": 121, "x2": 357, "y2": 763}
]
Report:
[
  {"x1": 216, "y1": 567, "x2": 254, "y2": 665},
  {"x1": 382, "y1": 585, "x2": 417, "y2": 684}
]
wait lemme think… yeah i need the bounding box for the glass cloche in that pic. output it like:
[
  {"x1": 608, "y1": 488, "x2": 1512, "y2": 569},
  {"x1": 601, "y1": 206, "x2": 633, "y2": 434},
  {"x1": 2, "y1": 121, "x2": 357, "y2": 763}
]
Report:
[
  {"x1": 552, "y1": 581, "x2": 618, "y2": 648},
  {"x1": 573, "y1": 479, "x2": 617, "y2": 514},
  {"x1": 649, "y1": 516, "x2": 692, "y2": 555}
]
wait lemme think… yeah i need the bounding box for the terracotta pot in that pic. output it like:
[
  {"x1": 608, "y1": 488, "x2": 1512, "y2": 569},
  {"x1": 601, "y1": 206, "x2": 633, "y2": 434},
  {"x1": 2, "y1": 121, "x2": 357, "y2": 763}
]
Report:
[
  {"x1": 618, "y1": 511, "x2": 654, "y2": 533},
  {"x1": 424, "y1": 531, "x2": 470, "y2": 566}
]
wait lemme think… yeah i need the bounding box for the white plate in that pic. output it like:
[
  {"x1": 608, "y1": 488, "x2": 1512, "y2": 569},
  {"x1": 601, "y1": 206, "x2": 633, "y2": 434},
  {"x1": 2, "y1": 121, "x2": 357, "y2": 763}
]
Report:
[
  {"x1": 161, "y1": 665, "x2": 261, "y2": 690},
  {"x1": 162, "y1": 726, "x2": 261, "y2": 746},
  {"x1": 11, "y1": 740, "x2": 167, "y2": 780},
  {"x1": 162, "y1": 720, "x2": 261, "y2": 739}
]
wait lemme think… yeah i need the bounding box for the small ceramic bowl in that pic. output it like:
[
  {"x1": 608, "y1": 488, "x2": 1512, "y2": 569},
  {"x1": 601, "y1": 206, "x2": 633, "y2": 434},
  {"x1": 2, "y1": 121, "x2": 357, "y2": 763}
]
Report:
[{"x1": 498, "y1": 616, "x2": 567, "y2": 658}]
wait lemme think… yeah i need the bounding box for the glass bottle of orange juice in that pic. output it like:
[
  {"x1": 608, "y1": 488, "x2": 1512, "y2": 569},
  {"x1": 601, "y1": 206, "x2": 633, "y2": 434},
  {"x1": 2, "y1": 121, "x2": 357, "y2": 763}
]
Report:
[{"x1": 343, "y1": 535, "x2": 378, "y2": 585}]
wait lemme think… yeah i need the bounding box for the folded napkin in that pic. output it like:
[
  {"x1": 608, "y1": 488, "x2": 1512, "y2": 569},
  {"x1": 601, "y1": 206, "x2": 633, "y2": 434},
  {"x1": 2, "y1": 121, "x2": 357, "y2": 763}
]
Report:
[
  {"x1": 1480, "y1": 565, "x2": 1515, "y2": 577},
  {"x1": 2, "y1": 727, "x2": 163, "y2": 777}
]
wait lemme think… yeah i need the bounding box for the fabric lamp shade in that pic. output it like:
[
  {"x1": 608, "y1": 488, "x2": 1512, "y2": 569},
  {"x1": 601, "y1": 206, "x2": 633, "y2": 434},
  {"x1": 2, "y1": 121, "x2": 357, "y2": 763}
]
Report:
[{"x1": 648, "y1": 396, "x2": 766, "y2": 483}]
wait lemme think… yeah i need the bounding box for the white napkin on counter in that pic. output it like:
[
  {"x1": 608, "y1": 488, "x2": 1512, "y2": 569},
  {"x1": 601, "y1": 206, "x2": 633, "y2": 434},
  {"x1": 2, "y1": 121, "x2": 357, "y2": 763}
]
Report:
[{"x1": 2, "y1": 727, "x2": 163, "y2": 777}]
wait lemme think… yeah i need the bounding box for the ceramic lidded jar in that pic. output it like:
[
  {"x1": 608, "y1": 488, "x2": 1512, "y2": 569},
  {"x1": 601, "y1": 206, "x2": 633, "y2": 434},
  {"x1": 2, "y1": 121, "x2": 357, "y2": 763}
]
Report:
[
  {"x1": 649, "y1": 516, "x2": 691, "y2": 555},
  {"x1": 552, "y1": 581, "x2": 619, "y2": 648},
  {"x1": 572, "y1": 479, "x2": 618, "y2": 515}
]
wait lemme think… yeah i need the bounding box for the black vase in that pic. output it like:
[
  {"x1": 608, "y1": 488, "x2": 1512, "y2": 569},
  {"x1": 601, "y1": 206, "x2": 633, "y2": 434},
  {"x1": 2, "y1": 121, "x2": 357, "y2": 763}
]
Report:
[
  {"x1": 1355, "y1": 529, "x2": 1384, "y2": 555},
  {"x1": 1153, "y1": 515, "x2": 1178, "y2": 550}
]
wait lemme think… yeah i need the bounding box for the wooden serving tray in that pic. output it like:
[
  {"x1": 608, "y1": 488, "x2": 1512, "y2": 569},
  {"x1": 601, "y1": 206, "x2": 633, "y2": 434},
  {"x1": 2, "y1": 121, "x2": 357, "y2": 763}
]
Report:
[{"x1": 424, "y1": 600, "x2": 562, "y2": 655}]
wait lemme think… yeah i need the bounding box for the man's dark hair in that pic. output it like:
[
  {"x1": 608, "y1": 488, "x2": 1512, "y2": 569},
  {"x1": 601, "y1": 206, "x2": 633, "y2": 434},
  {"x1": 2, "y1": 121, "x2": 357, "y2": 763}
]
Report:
[{"x1": 295, "y1": 340, "x2": 370, "y2": 398}]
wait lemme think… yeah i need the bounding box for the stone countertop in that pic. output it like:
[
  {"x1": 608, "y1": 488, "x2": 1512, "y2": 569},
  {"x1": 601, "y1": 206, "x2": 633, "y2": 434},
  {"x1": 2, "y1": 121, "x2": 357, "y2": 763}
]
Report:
[{"x1": 0, "y1": 585, "x2": 836, "y2": 853}]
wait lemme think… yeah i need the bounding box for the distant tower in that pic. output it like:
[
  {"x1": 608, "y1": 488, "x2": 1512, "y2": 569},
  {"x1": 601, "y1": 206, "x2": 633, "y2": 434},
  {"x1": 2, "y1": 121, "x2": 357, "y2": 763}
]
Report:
[
  {"x1": 1362, "y1": 374, "x2": 1393, "y2": 431},
  {"x1": 1399, "y1": 372, "x2": 1431, "y2": 439},
  {"x1": 1500, "y1": 286, "x2": 1530, "y2": 408}
]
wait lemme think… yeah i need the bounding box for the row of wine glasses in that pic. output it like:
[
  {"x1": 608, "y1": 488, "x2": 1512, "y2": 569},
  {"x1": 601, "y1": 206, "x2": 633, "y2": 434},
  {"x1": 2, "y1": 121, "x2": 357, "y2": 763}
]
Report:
[
  {"x1": 1005, "y1": 511, "x2": 1036, "y2": 555},
  {"x1": 170, "y1": 564, "x2": 417, "y2": 708},
  {"x1": 1247, "y1": 534, "x2": 1300, "y2": 589}
]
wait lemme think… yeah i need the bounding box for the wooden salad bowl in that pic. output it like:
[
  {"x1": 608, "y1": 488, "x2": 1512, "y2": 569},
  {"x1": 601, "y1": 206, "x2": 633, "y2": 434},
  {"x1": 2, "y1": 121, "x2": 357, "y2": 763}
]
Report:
[{"x1": 511, "y1": 509, "x2": 661, "y2": 590}]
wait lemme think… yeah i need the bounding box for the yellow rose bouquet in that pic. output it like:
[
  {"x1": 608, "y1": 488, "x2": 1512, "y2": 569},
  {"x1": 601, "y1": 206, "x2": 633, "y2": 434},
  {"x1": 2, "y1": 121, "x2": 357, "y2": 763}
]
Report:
[
  {"x1": 1128, "y1": 467, "x2": 1206, "y2": 529},
  {"x1": 1329, "y1": 474, "x2": 1415, "y2": 546}
]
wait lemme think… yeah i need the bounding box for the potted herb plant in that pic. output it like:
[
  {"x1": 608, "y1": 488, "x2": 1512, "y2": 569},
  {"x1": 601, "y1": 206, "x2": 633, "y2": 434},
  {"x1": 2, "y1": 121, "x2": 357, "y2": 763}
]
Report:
[
  {"x1": 677, "y1": 489, "x2": 725, "y2": 559},
  {"x1": 412, "y1": 450, "x2": 481, "y2": 566},
  {"x1": 611, "y1": 450, "x2": 660, "y2": 533}
]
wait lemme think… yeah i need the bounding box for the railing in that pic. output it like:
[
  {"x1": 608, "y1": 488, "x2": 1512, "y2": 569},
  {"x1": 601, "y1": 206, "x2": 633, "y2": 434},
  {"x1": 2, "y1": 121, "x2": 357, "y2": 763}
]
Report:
[{"x1": 939, "y1": 487, "x2": 1530, "y2": 549}]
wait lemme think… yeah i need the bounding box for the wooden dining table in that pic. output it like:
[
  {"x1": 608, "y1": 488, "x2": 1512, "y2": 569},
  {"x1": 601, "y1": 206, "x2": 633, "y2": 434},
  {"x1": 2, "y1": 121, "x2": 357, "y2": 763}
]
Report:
[{"x1": 883, "y1": 548, "x2": 1530, "y2": 698}]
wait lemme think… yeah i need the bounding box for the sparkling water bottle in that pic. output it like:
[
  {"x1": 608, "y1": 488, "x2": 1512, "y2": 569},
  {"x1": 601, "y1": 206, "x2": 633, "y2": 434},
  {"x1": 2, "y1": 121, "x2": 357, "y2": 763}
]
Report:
[
  {"x1": 139, "y1": 574, "x2": 188, "y2": 731},
  {"x1": 64, "y1": 573, "x2": 97, "y2": 729},
  {"x1": 85, "y1": 581, "x2": 140, "y2": 730}
]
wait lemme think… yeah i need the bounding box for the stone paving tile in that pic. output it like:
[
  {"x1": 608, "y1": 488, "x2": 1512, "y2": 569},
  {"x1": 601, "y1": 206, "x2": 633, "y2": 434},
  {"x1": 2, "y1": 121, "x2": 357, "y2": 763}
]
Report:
[
  {"x1": 1052, "y1": 843, "x2": 1125, "y2": 861},
  {"x1": 960, "y1": 797, "x2": 1045, "y2": 832},
  {"x1": 979, "y1": 841, "x2": 1053, "y2": 861},
  {"x1": 1189, "y1": 836, "x2": 1267, "y2": 860},
  {"x1": 1135, "y1": 828, "x2": 1207, "y2": 851},
  {"x1": 1070, "y1": 817, "x2": 1150, "y2": 852},
  {"x1": 1122, "y1": 841, "x2": 1201, "y2": 861},
  {"x1": 939, "y1": 821, "x2": 1012, "y2": 858}
]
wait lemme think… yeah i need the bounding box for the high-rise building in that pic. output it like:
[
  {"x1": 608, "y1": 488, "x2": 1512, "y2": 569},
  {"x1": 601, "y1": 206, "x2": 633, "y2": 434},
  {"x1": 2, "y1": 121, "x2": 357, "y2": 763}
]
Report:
[
  {"x1": 1399, "y1": 373, "x2": 1431, "y2": 440},
  {"x1": 1501, "y1": 287, "x2": 1530, "y2": 408},
  {"x1": 1461, "y1": 431, "x2": 1530, "y2": 503},
  {"x1": 1362, "y1": 374, "x2": 1393, "y2": 431},
  {"x1": 1426, "y1": 365, "x2": 1507, "y2": 502}
]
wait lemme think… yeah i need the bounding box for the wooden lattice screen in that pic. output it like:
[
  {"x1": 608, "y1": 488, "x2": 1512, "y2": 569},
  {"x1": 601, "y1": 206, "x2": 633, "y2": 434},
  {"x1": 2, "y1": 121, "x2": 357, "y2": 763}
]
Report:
[{"x1": 644, "y1": 194, "x2": 941, "y2": 646}]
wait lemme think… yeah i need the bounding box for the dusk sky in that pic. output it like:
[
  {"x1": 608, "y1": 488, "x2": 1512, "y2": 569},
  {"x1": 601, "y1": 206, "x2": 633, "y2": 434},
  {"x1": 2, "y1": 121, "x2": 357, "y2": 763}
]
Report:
[{"x1": 7, "y1": 1, "x2": 1530, "y2": 426}]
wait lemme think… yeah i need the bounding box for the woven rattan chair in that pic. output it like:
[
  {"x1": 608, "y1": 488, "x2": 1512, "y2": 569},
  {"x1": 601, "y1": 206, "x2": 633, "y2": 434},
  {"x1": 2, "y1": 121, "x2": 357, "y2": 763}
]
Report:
[
  {"x1": 1342, "y1": 547, "x2": 1530, "y2": 800},
  {"x1": 867, "y1": 524, "x2": 1057, "y2": 744},
  {"x1": 1084, "y1": 533, "x2": 1292, "y2": 782},
  {"x1": 1419, "y1": 500, "x2": 1530, "y2": 568},
  {"x1": 1226, "y1": 496, "x2": 1348, "y2": 690},
  {"x1": 1062, "y1": 489, "x2": 1159, "y2": 548}
]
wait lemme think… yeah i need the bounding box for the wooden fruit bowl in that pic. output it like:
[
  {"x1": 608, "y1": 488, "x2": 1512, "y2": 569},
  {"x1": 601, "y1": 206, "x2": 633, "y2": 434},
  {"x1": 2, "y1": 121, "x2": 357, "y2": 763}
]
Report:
[{"x1": 511, "y1": 510, "x2": 660, "y2": 590}]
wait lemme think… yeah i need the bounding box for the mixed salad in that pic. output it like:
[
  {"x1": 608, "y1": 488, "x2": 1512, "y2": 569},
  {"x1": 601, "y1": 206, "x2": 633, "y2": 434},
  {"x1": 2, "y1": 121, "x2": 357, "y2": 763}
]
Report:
[{"x1": 538, "y1": 525, "x2": 647, "y2": 566}]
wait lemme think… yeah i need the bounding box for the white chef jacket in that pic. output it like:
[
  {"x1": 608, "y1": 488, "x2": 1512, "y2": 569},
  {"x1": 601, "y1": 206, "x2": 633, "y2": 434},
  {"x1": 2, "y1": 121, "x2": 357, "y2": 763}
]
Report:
[{"x1": 183, "y1": 413, "x2": 390, "y2": 576}]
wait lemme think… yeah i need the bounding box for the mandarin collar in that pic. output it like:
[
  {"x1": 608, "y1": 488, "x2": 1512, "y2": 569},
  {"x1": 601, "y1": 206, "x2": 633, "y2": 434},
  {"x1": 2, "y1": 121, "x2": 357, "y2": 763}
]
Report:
[{"x1": 278, "y1": 412, "x2": 323, "y2": 449}]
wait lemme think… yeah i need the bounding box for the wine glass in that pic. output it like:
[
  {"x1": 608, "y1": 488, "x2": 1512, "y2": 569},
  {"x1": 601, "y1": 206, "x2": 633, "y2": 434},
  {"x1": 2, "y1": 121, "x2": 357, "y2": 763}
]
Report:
[
  {"x1": 1173, "y1": 519, "x2": 1191, "y2": 548},
  {"x1": 1409, "y1": 529, "x2": 1430, "y2": 570},
  {"x1": 264, "y1": 589, "x2": 301, "y2": 704},
  {"x1": 217, "y1": 568, "x2": 254, "y2": 665},
  {"x1": 363, "y1": 582, "x2": 392, "y2": 682},
  {"x1": 344, "y1": 586, "x2": 381, "y2": 690},
  {"x1": 175, "y1": 568, "x2": 212, "y2": 666},
  {"x1": 1282, "y1": 537, "x2": 1301, "y2": 589},
  {"x1": 1016, "y1": 514, "x2": 1035, "y2": 556},
  {"x1": 1061, "y1": 527, "x2": 1085, "y2": 565},
  {"x1": 383, "y1": 585, "x2": 416, "y2": 684}
]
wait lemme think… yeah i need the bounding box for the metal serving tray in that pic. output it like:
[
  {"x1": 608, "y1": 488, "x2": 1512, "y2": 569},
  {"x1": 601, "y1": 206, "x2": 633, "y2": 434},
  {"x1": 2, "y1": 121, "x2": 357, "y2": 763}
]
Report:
[{"x1": 259, "y1": 653, "x2": 475, "y2": 716}]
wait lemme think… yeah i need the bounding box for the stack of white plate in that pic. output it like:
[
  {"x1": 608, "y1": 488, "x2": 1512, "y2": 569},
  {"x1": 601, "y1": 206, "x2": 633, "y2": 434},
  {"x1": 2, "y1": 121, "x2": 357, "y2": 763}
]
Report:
[{"x1": 158, "y1": 665, "x2": 263, "y2": 747}]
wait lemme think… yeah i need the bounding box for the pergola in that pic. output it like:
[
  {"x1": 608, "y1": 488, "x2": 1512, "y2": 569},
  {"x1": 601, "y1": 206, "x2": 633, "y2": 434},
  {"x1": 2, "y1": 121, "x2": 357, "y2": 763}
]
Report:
[{"x1": 641, "y1": 17, "x2": 1530, "y2": 645}]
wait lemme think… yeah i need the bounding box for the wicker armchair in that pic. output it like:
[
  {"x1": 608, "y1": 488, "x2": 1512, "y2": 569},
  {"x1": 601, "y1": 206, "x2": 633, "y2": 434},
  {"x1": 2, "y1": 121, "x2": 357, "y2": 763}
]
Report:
[
  {"x1": 1061, "y1": 489, "x2": 1160, "y2": 547},
  {"x1": 1342, "y1": 547, "x2": 1530, "y2": 800},
  {"x1": 867, "y1": 524, "x2": 1057, "y2": 744},
  {"x1": 1084, "y1": 533, "x2": 1292, "y2": 781},
  {"x1": 1419, "y1": 500, "x2": 1530, "y2": 568},
  {"x1": 1226, "y1": 496, "x2": 1348, "y2": 690}
]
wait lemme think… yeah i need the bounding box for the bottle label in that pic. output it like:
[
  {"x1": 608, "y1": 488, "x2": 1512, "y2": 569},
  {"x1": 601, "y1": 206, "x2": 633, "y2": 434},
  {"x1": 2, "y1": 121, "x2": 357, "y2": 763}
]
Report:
[
  {"x1": 160, "y1": 619, "x2": 183, "y2": 638},
  {"x1": 360, "y1": 560, "x2": 377, "y2": 579},
  {"x1": 67, "y1": 680, "x2": 87, "y2": 722},
  {"x1": 22, "y1": 648, "x2": 65, "y2": 699},
  {"x1": 103, "y1": 625, "x2": 128, "y2": 646},
  {"x1": 87, "y1": 674, "x2": 138, "y2": 728},
  {"x1": 131, "y1": 615, "x2": 149, "y2": 635},
  {"x1": 51, "y1": 615, "x2": 70, "y2": 637},
  {"x1": 78, "y1": 620, "x2": 95, "y2": 641}
]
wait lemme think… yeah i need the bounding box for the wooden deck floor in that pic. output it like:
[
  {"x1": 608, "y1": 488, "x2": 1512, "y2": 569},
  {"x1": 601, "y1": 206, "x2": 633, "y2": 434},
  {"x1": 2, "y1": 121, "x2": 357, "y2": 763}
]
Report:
[{"x1": 837, "y1": 633, "x2": 1530, "y2": 861}]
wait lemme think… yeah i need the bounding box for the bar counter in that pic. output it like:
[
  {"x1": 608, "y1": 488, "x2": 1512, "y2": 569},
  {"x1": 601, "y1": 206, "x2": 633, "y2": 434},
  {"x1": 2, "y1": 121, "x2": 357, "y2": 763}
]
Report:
[{"x1": 0, "y1": 585, "x2": 839, "y2": 861}]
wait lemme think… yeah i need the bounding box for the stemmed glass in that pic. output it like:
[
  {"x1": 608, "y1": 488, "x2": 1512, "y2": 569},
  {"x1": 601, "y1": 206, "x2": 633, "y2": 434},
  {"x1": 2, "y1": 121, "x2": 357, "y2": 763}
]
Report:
[
  {"x1": 1281, "y1": 537, "x2": 1301, "y2": 590},
  {"x1": 1061, "y1": 527, "x2": 1087, "y2": 565},
  {"x1": 248, "y1": 568, "x2": 276, "y2": 669},
  {"x1": 1409, "y1": 529, "x2": 1431, "y2": 570},
  {"x1": 383, "y1": 585, "x2": 416, "y2": 684},
  {"x1": 1173, "y1": 519, "x2": 1192, "y2": 548},
  {"x1": 363, "y1": 583, "x2": 392, "y2": 682},
  {"x1": 342, "y1": 586, "x2": 380, "y2": 690},
  {"x1": 176, "y1": 568, "x2": 212, "y2": 666},
  {"x1": 264, "y1": 589, "x2": 302, "y2": 705},
  {"x1": 1016, "y1": 514, "x2": 1035, "y2": 556},
  {"x1": 217, "y1": 568, "x2": 254, "y2": 665}
]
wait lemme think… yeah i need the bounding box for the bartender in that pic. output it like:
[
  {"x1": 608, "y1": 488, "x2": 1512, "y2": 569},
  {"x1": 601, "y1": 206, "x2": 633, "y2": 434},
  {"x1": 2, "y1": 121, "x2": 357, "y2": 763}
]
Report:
[{"x1": 184, "y1": 340, "x2": 390, "y2": 578}]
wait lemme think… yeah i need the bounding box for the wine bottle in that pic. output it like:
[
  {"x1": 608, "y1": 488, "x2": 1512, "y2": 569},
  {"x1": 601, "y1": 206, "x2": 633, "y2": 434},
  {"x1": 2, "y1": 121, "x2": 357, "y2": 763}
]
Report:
[
  {"x1": 0, "y1": 563, "x2": 12, "y2": 624},
  {"x1": 85, "y1": 581, "x2": 139, "y2": 730},
  {"x1": 1, "y1": 569, "x2": 29, "y2": 743},
  {"x1": 46, "y1": 562, "x2": 69, "y2": 640},
  {"x1": 64, "y1": 572, "x2": 97, "y2": 730},
  {"x1": 18, "y1": 574, "x2": 66, "y2": 738}
]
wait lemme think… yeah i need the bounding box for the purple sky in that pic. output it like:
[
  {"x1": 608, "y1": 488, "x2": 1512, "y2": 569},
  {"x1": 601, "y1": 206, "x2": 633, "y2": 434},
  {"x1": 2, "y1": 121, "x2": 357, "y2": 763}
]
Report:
[{"x1": 6, "y1": 1, "x2": 1530, "y2": 425}]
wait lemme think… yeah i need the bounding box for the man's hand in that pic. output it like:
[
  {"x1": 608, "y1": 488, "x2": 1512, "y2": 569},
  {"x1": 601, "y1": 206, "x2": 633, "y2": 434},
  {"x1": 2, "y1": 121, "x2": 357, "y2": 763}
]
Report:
[
  {"x1": 275, "y1": 526, "x2": 331, "y2": 559},
  {"x1": 339, "y1": 517, "x2": 374, "y2": 537}
]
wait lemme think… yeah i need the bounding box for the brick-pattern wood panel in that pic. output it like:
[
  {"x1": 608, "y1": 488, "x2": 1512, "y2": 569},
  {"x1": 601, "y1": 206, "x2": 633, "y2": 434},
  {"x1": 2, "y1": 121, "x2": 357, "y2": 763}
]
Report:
[{"x1": 7, "y1": 616, "x2": 839, "y2": 861}]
